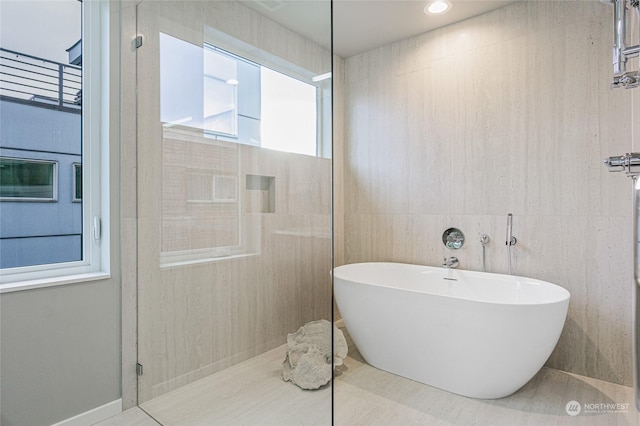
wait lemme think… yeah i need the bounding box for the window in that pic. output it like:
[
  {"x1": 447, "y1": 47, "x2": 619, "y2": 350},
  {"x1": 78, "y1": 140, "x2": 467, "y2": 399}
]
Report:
[
  {"x1": 260, "y1": 67, "x2": 317, "y2": 156},
  {"x1": 0, "y1": 0, "x2": 109, "y2": 289},
  {"x1": 159, "y1": 128, "x2": 256, "y2": 267},
  {"x1": 157, "y1": 31, "x2": 329, "y2": 267},
  {"x1": 203, "y1": 48, "x2": 238, "y2": 137},
  {"x1": 0, "y1": 157, "x2": 58, "y2": 201},
  {"x1": 186, "y1": 171, "x2": 237, "y2": 203},
  {"x1": 160, "y1": 33, "x2": 326, "y2": 157},
  {"x1": 72, "y1": 163, "x2": 82, "y2": 202}
]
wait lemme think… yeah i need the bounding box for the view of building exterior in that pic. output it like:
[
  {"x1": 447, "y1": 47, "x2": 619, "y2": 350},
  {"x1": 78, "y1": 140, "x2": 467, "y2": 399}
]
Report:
[{"x1": 0, "y1": 46, "x2": 82, "y2": 268}]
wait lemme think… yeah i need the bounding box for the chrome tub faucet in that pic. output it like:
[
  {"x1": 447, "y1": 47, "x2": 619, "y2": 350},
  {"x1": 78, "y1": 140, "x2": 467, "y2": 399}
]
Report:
[{"x1": 442, "y1": 257, "x2": 459, "y2": 269}]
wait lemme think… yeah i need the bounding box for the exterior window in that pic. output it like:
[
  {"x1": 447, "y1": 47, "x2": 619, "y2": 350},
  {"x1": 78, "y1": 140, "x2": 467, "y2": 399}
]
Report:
[
  {"x1": 260, "y1": 67, "x2": 317, "y2": 156},
  {"x1": 158, "y1": 32, "x2": 329, "y2": 267},
  {"x1": 160, "y1": 33, "x2": 324, "y2": 157},
  {"x1": 0, "y1": 158, "x2": 58, "y2": 201},
  {"x1": 204, "y1": 47, "x2": 238, "y2": 137},
  {"x1": 73, "y1": 163, "x2": 82, "y2": 202},
  {"x1": 0, "y1": 0, "x2": 108, "y2": 287}
]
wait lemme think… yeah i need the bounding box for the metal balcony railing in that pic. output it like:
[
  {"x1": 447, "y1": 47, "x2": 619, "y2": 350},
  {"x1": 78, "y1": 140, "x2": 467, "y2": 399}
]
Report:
[{"x1": 0, "y1": 47, "x2": 82, "y2": 113}]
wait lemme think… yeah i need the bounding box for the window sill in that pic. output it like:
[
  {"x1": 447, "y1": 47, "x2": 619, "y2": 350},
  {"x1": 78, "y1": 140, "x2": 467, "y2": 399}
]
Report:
[{"x1": 0, "y1": 271, "x2": 111, "y2": 294}]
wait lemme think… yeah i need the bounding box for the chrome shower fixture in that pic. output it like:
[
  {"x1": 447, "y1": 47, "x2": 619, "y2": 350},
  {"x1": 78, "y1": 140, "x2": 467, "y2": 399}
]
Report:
[
  {"x1": 604, "y1": 0, "x2": 640, "y2": 89},
  {"x1": 603, "y1": 152, "x2": 640, "y2": 175},
  {"x1": 602, "y1": 151, "x2": 640, "y2": 410},
  {"x1": 506, "y1": 213, "x2": 517, "y2": 275},
  {"x1": 506, "y1": 213, "x2": 517, "y2": 247}
]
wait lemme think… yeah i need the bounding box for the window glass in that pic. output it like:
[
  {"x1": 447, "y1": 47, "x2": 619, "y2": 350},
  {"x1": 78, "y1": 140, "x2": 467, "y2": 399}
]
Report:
[
  {"x1": 0, "y1": 0, "x2": 82, "y2": 270},
  {"x1": 160, "y1": 33, "x2": 320, "y2": 157},
  {"x1": 0, "y1": 158, "x2": 57, "y2": 201},
  {"x1": 73, "y1": 163, "x2": 82, "y2": 202},
  {"x1": 204, "y1": 47, "x2": 238, "y2": 136},
  {"x1": 158, "y1": 33, "x2": 324, "y2": 266},
  {"x1": 0, "y1": 0, "x2": 107, "y2": 283},
  {"x1": 260, "y1": 67, "x2": 317, "y2": 156}
]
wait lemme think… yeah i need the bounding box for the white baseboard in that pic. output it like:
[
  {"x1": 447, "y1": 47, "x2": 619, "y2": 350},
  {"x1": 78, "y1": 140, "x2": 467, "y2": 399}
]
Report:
[{"x1": 50, "y1": 399, "x2": 122, "y2": 426}]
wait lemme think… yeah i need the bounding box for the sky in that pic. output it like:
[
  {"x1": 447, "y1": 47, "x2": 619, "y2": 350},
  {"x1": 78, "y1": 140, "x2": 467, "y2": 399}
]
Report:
[{"x1": 0, "y1": 0, "x2": 81, "y2": 64}]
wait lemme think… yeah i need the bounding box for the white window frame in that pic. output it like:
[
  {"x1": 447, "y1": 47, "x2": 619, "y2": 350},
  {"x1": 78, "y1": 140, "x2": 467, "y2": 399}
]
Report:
[
  {"x1": 0, "y1": 157, "x2": 59, "y2": 202},
  {"x1": 0, "y1": 0, "x2": 110, "y2": 292}
]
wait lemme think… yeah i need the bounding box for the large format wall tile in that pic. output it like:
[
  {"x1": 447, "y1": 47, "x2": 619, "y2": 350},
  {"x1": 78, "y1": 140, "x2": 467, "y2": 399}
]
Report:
[
  {"x1": 342, "y1": 1, "x2": 637, "y2": 386},
  {"x1": 132, "y1": 1, "x2": 333, "y2": 404}
]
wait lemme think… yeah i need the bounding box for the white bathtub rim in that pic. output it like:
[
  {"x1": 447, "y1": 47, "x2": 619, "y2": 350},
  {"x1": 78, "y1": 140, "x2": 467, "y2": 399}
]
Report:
[{"x1": 333, "y1": 262, "x2": 570, "y2": 306}]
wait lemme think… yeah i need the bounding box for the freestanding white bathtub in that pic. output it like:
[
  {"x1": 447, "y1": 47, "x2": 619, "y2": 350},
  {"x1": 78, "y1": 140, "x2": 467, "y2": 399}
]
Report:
[{"x1": 333, "y1": 262, "x2": 570, "y2": 399}]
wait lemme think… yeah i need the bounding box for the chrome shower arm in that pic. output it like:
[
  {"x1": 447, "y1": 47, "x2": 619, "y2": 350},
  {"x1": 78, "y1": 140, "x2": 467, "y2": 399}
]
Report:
[
  {"x1": 607, "y1": 0, "x2": 640, "y2": 89},
  {"x1": 613, "y1": 0, "x2": 627, "y2": 75}
]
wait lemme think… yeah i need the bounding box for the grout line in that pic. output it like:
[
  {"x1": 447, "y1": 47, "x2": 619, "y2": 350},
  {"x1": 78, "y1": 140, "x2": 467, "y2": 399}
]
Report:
[{"x1": 137, "y1": 406, "x2": 163, "y2": 426}]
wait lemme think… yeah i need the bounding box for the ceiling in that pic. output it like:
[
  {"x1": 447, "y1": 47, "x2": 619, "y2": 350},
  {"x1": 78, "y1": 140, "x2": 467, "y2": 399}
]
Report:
[{"x1": 240, "y1": 0, "x2": 517, "y2": 58}]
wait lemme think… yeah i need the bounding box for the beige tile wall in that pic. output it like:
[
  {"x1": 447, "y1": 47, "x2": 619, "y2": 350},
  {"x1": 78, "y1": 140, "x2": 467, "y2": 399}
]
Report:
[
  {"x1": 341, "y1": 1, "x2": 637, "y2": 386},
  {"x1": 129, "y1": 0, "x2": 333, "y2": 404}
]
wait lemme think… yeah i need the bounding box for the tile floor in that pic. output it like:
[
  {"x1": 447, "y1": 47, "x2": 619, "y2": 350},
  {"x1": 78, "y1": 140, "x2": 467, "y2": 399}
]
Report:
[{"x1": 95, "y1": 325, "x2": 640, "y2": 426}]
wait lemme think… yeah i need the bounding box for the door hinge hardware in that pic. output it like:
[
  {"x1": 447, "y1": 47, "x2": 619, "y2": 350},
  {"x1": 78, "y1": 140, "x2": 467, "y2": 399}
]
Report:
[
  {"x1": 134, "y1": 35, "x2": 143, "y2": 49},
  {"x1": 136, "y1": 363, "x2": 144, "y2": 376}
]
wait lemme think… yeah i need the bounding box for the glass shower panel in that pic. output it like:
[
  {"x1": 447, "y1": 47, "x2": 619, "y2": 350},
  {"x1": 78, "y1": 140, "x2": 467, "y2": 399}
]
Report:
[{"x1": 135, "y1": 1, "x2": 332, "y2": 424}]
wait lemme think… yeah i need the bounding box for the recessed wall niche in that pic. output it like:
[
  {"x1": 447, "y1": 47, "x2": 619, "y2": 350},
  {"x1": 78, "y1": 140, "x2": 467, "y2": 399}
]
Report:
[{"x1": 246, "y1": 174, "x2": 275, "y2": 213}]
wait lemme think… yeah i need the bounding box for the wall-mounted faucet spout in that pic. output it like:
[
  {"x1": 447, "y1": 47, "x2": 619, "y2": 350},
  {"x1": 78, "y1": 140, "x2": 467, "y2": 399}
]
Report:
[{"x1": 442, "y1": 257, "x2": 459, "y2": 269}]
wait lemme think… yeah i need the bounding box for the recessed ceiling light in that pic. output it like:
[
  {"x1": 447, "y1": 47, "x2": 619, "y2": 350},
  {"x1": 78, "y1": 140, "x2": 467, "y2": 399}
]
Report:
[{"x1": 424, "y1": 1, "x2": 452, "y2": 15}]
